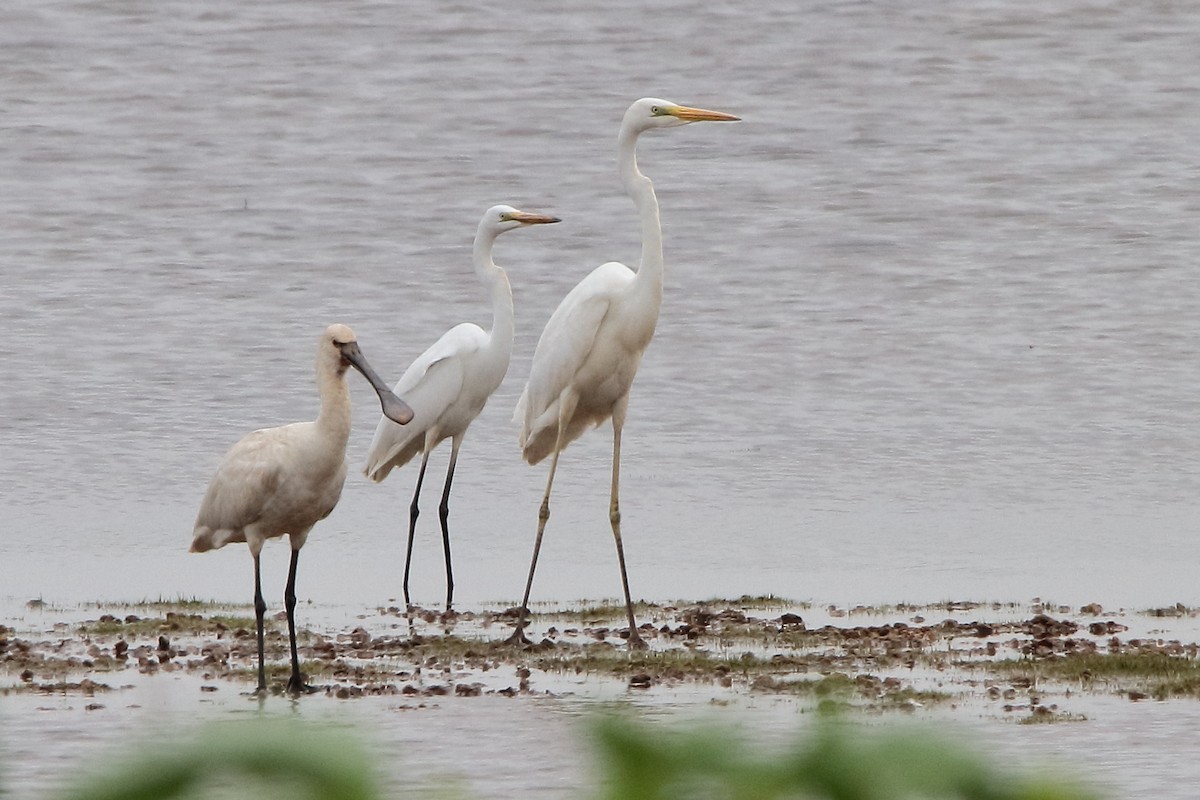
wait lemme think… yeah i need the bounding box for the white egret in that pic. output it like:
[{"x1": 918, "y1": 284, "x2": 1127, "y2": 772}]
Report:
[
  {"x1": 191, "y1": 324, "x2": 413, "y2": 694},
  {"x1": 363, "y1": 205, "x2": 560, "y2": 610},
  {"x1": 508, "y1": 98, "x2": 739, "y2": 648}
]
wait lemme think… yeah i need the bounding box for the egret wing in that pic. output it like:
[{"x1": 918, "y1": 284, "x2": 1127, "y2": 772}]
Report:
[
  {"x1": 517, "y1": 262, "x2": 633, "y2": 437},
  {"x1": 390, "y1": 323, "x2": 483, "y2": 396},
  {"x1": 363, "y1": 324, "x2": 483, "y2": 480}
]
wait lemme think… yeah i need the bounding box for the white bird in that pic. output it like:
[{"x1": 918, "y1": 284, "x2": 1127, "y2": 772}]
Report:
[
  {"x1": 191, "y1": 324, "x2": 413, "y2": 694},
  {"x1": 508, "y1": 98, "x2": 739, "y2": 648},
  {"x1": 363, "y1": 205, "x2": 560, "y2": 611}
]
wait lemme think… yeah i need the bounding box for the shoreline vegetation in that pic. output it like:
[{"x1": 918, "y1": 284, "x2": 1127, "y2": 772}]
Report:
[{"x1": 4, "y1": 596, "x2": 1199, "y2": 720}]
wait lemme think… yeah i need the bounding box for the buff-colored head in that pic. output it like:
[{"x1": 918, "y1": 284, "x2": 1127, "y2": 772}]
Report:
[{"x1": 320, "y1": 324, "x2": 414, "y2": 425}]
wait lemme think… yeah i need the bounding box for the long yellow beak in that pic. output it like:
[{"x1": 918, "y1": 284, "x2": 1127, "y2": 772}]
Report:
[
  {"x1": 509, "y1": 211, "x2": 562, "y2": 225},
  {"x1": 669, "y1": 104, "x2": 741, "y2": 122}
]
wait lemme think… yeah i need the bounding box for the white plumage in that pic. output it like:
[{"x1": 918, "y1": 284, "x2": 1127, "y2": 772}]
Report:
[
  {"x1": 363, "y1": 205, "x2": 560, "y2": 610},
  {"x1": 515, "y1": 260, "x2": 651, "y2": 465},
  {"x1": 508, "y1": 98, "x2": 739, "y2": 648}
]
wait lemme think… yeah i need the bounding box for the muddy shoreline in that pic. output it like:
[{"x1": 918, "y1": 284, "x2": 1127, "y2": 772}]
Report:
[{"x1": 4, "y1": 598, "x2": 1200, "y2": 721}]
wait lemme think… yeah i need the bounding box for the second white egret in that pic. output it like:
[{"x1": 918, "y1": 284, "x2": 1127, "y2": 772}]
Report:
[{"x1": 363, "y1": 205, "x2": 560, "y2": 610}]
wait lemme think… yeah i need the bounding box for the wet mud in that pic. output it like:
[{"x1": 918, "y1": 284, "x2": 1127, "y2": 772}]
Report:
[{"x1": 4, "y1": 598, "x2": 1200, "y2": 721}]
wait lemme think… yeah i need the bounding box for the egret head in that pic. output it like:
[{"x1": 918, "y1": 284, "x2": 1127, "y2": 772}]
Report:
[
  {"x1": 623, "y1": 97, "x2": 741, "y2": 134},
  {"x1": 482, "y1": 204, "x2": 561, "y2": 235},
  {"x1": 321, "y1": 324, "x2": 414, "y2": 425}
]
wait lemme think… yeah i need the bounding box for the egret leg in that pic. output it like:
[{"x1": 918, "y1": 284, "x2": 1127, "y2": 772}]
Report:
[
  {"x1": 609, "y1": 396, "x2": 646, "y2": 649},
  {"x1": 252, "y1": 552, "x2": 267, "y2": 693},
  {"x1": 438, "y1": 437, "x2": 462, "y2": 611},
  {"x1": 508, "y1": 393, "x2": 576, "y2": 646},
  {"x1": 404, "y1": 449, "x2": 432, "y2": 609},
  {"x1": 284, "y1": 547, "x2": 309, "y2": 694}
]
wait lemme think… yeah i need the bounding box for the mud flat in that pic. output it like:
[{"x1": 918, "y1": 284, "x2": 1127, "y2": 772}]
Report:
[{"x1": 5, "y1": 596, "x2": 1200, "y2": 722}]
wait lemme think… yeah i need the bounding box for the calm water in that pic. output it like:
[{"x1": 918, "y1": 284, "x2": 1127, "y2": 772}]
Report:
[{"x1": 3, "y1": 0, "x2": 1200, "y2": 795}]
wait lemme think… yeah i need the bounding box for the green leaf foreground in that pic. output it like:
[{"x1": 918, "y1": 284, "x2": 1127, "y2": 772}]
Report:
[
  {"x1": 50, "y1": 714, "x2": 1098, "y2": 800},
  {"x1": 56, "y1": 720, "x2": 377, "y2": 800},
  {"x1": 590, "y1": 713, "x2": 1098, "y2": 800}
]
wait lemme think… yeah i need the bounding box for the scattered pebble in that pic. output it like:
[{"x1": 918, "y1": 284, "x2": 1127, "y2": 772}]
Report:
[
  {"x1": 4, "y1": 600, "x2": 1198, "y2": 714},
  {"x1": 629, "y1": 673, "x2": 653, "y2": 689}
]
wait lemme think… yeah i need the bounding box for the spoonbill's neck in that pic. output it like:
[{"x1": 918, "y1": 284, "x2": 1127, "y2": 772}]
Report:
[{"x1": 315, "y1": 357, "x2": 353, "y2": 445}]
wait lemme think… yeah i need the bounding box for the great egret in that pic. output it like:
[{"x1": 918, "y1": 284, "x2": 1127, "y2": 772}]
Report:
[
  {"x1": 363, "y1": 205, "x2": 560, "y2": 610},
  {"x1": 191, "y1": 324, "x2": 413, "y2": 694},
  {"x1": 508, "y1": 98, "x2": 739, "y2": 648}
]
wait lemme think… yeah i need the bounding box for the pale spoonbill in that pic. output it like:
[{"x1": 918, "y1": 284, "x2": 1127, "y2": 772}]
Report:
[{"x1": 191, "y1": 323, "x2": 413, "y2": 693}]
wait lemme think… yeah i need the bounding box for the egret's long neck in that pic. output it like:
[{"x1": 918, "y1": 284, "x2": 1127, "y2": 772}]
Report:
[
  {"x1": 316, "y1": 358, "x2": 353, "y2": 446},
  {"x1": 618, "y1": 124, "x2": 664, "y2": 300},
  {"x1": 473, "y1": 225, "x2": 514, "y2": 358}
]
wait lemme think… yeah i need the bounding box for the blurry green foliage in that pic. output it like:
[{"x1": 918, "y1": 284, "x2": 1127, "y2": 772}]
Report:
[
  {"x1": 589, "y1": 712, "x2": 1100, "y2": 800},
  {"x1": 55, "y1": 720, "x2": 377, "y2": 800},
  {"x1": 51, "y1": 713, "x2": 1099, "y2": 800}
]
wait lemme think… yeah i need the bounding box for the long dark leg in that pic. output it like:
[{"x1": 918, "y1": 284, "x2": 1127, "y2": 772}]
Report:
[
  {"x1": 404, "y1": 449, "x2": 431, "y2": 609},
  {"x1": 253, "y1": 552, "x2": 267, "y2": 692},
  {"x1": 284, "y1": 547, "x2": 308, "y2": 694},
  {"x1": 610, "y1": 396, "x2": 646, "y2": 649},
  {"x1": 438, "y1": 437, "x2": 462, "y2": 611},
  {"x1": 507, "y1": 395, "x2": 575, "y2": 646}
]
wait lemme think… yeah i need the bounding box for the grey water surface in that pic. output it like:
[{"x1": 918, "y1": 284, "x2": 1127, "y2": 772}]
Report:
[
  {"x1": 3, "y1": 2, "x2": 1200, "y2": 795},
  {"x1": 5, "y1": 0, "x2": 1199, "y2": 612}
]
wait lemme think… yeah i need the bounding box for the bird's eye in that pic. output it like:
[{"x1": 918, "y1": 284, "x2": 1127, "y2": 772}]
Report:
[{"x1": 650, "y1": 105, "x2": 661, "y2": 115}]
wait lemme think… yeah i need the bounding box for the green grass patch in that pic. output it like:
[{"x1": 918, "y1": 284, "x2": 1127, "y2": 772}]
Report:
[
  {"x1": 1147, "y1": 675, "x2": 1200, "y2": 700},
  {"x1": 991, "y1": 652, "x2": 1200, "y2": 681},
  {"x1": 1018, "y1": 710, "x2": 1089, "y2": 725},
  {"x1": 77, "y1": 613, "x2": 261, "y2": 638},
  {"x1": 987, "y1": 651, "x2": 1200, "y2": 701},
  {"x1": 880, "y1": 686, "x2": 954, "y2": 707},
  {"x1": 549, "y1": 600, "x2": 666, "y2": 621},
  {"x1": 693, "y1": 594, "x2": 799, "y2": 610},
  {"x1": 120, "y1": 597, "x2": 249, "y2": 611},
  {"x1": 531, "y1": 645, "x2": 771, "y2": 679}
]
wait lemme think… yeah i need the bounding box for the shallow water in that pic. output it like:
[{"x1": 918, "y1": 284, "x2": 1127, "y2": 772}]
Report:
[
  {"x1": 4, "y1": 0, "x2": 1200, "y2": 796},
  {"x1": 4, "y1": 598, "x2": 1200, "y2": 800}
]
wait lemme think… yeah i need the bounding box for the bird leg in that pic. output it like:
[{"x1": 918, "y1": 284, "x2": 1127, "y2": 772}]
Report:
[
  {"x1": 252, "y1": 552, "x2": 267, "y2": 693},
  {"x1": 507, "y1": 398, "x2": 575, "y2": 646},
  {"x1": 610, "y1": 400, "x2": 647, "y2": 650},
  {"x1": 284, "y1": 547, "x2": 311, "y2": 694},
  {"x1": 505, "y1": 454, "x2": 557, "y2": 646},
  {"x1": 438, "y1": 438, "x2": 461, "y2": 611},
  {"x1": 404, "y1": 449, "x2": 431, "y2": 610}
]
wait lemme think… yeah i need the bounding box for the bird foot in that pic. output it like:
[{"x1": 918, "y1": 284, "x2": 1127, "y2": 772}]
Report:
[
  {"x1": 504, "y1": 630, "x2": 533, "y2": 647},
  {"x1": 625, "y1": 633, "x2": 649, "y2": 651},
  {"x1": 286, "y1": 678, "x2": 319, "y2": 696}
]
